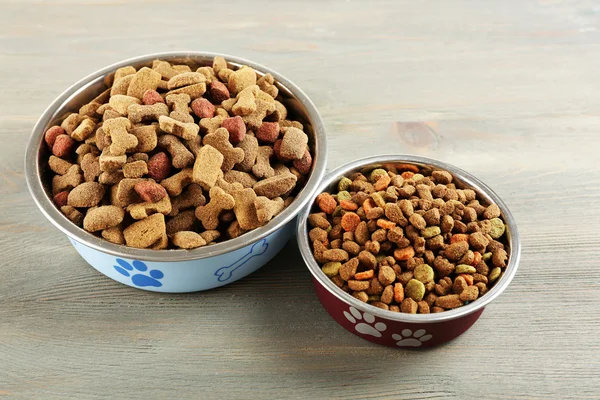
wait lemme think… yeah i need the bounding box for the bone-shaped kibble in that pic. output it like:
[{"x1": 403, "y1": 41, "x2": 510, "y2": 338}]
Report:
[
  {"x1": 158, "y1": 115, "x2": 199, "y2": 141},
  {"x1": 165, "y1": 93, "x2": 194, "y2": 123},
  {"x1": 234, "y1": 134, "x2": 258, "y2": 172},
  {"x1": 202, "y1": 128, "x2": 245, "y2": 172},
  {"x1": 130, "y1": 124, "x2": 158, "y2": 153},
  {"x1": 114, "y1": 66, "x2": 136, "y2": 83},
  {"x1": 166, "y1": 209, "x2": 196, "y2": 235},
  {"x1": 123, "y1": 213, "x2": 167, "y2": 248},
  {"x1": 161, "y1": 168, "x2": 193, "y2": 197},
  {"x1": 232, "y1": 188, "x2": 261, "y2": 230},
  {"x1": 48, "y1": 155, "x2": 74, "y2": 175},
  {"x1": 195, "y1": 186, "x2": 235, "y2": 230},
  {"x1": 168, "y1": 183, "x2": 206, "y2": 216},
  {"x1": 183, "y1": 135, "x2": 202, "y2": 156},
  {"x1": 127, "y1": 67, "x2": 162, "y2": 99},
  {"x1": 223, "y1": 170, "x2": 258, "y2": 189},
  {"x1": 127, "y1": 103, "x2": 169, "y2": 124},
  {"x1": 52, "y1": 164, "x2": 83, "y2": 195},
  {"x1": 192, "y1": 145, "x2": 224, "y2": 190},
  {"x1": 123, "y1": 160, "x2": 148, "y2": 178},
  {"x1": 257, "y1": 73, "x2": 278, "y2": 98},
  {"x1": 103, "y1": 117, "x2": 137, "y2": 156},
  {"x1": 227, "y1": 65, "x2": 257, "y2": 95},
  {"x1": 215, "y1": 177, "x2": 244, "y2": 195},
  {"x1": 199, "y1": 108, "x2": 228, "y2": 135},
  {"x1": 110, "y1": 74, "x2": 134, "y2": 97},
  {"x1": 99, "y1": 147, "x2": 127, "y2": 172},
  {"x1": 242, "y1": 90, "x2": 277, "y2": 130},
  {"x1": 61, "y1": 114, "x2": 85, "y2": 136},
  {"x1": 214, "y1": 239, "x2": 269, "y2": 282},
  {"x1": 254, "y1": 196, "x2": 285, "y2": 225},
  {"x1": 71, "y1": 118, "x2": 96, "y2": 142},
  {"x1": 152, "y1": 60, "x2": 181, "y2": 80},
  {"x1": 167, "y1": 72, "x2": 206, "y2": 90},
  {"x1": 171, "y1": 231, "x2": 207, "y2": 249},
  {"x1": 61, "y1": 205, "x2": 84, "y2": 226},
  {"x1": 79, "y1": 153, "x2": 100, "y2": 182},
  {"x1": 252, "y1": 146, "x2": 275, "y2": 179},
  {"x1": 272, "y1": 101, "x2": 288, "y2": 121},
  {"x1": 231, "y1": 85, "x2": 258, "y2": 116},
  {"x1": 109, "y1": 95, "x2": 141, "y2": 115},
  {"x1": 157, "y1": 134, "x2": 194, "y2": 169},
  {"x1": 75, "y1": 143, "x2": 100, "y2": 164},
  {"x1": 99, "y1": 170, "x2": 124, "y2": 185},
  {"x1": 127, "y1": 195, "x2": 172, "y2": 220}
]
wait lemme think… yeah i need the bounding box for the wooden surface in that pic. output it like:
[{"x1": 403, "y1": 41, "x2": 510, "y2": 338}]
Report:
[{"x1": 1, "y1": 0, "x2": 599, "y2": 398}]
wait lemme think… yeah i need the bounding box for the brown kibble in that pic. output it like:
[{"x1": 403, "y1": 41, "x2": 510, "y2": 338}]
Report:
[
  {"x1": 469, "y1": 231, "x2": 490, "y2": 253},
  {"x1": 409, "y1": 213, "x2": 426, "y2": 230},
  {"x1": 323, "y1": 248, "x2": 349, "y2": 263},
  {"x1": 445, "y1": 241, "x2": 469, "y2": 261},
  {"x1": 279, "y1": 127, "x2": 308, "y2": 160},
  {"x1": 123, "y1": 160, "x2": 148, "y2": 179},
  {"x1": 52, "y1": 165, "x2": 83, "y2": 195},
  {"x1": 67, "y1": 182, "x2": 105, "y2": 207},
  {"x1": 123, "y1": 213, "x2": 166, "y2": 248},
  {"x1": 435, "y1": 294, "x2": 463, "y2": 309},
  {"x1": 358, "y1": 250, "x2": 377, "y2": 269},
  {"x1": 417, "y1": 301, "x2": 430, "y2": 314},
  {"x1": 171, "y1": 231, "x2": 207, "y2": 249},
  {"x1": 195, "y1": 186, "x2": 235, "y2": 230},
  {"x1": 339, "y1": 258, "x2": 359, "y2": 281},
  {"x1": 492, "y1": 248, "x2": 508, "y2": 268},
  {"x1": 61, "y1": 205, "x2": 84, "y2": 226},
  {"x1": 348, "y1": 280, "x2": 370, "y2": 291},
  {"x1": 459, "y1": 285, "x2": 479, "y2": 302},
  {"x1": 83, "y1": 205, "x2": 125, "y2": 232},
  {"x1": 432, "y1": 170, "x2": 453, "y2": 184},
  {"x1": 378, "y1": 265, "x2": 396, "y2": 286},
  {"x1": 483, "y1": 204, "x2": 501, "y2": 219},
  {"x1": 253, "y1": 173, "x2": 297, "y2": 199},
  {"x1": 401, "y1": 298, "x2": 418, "y2": 314}
]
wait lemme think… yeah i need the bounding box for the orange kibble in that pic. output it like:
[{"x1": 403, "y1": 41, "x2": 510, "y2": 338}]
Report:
[
  {"x1": 450, "y1": 234, "x2": 469, "y2": 244},
  {"x1": 354, "y1": 270, "x2": 375, "y2": 280},
  {"x1": 341, "y1": 212, "x2": 361, "y2": 232},
  {"x1": 472, "y1": 251, "x2": 482, "y2": 266},
  {"x1": 376, "y1": 219, "x2": 396, "y2": 230},
  {"x1": 401, "y1": 171, "x2": 414, "y2": 179},
  {"x1": 393, "y1": 246, "x2": 415, "y2": 261},
  {"x1": 398, "y1": 163, "x2": 419, "y2": 173},
  {"x1": 317, "y1": 193, "x2": 337, "y2": 214},
  {"x1": 362, "y1": 198, "x2": 375, "y2": 214},
  {"x1": 340, "y1": 200, "x2": 358, "y2": 211},
  {"x1": 393, "y1": 283, "x2": 405, "y2": 303},
  {"x1": 374, "y1": 174, "x2": 391, "y2": 191},
  {"x1": 459, "y1": 273, "x2": 474, "y2": 286}
]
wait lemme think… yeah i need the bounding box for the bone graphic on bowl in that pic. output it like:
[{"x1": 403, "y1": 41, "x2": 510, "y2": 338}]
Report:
[{"x1": 214, "y1": 239, "x2": 269, "y2": 282}]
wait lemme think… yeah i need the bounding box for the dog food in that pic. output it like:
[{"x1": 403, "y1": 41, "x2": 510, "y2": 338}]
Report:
[
  {"x1": 44, "y1": 57, "x2": 314, "y2": 249},
  {"x1": 308, "y1": 164, "x2": 510, "y2": 313}
]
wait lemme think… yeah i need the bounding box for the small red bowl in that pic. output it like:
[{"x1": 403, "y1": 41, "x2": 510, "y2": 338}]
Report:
[{"x1": 297, "y1": 155, "x2": 521, "y2": 348}]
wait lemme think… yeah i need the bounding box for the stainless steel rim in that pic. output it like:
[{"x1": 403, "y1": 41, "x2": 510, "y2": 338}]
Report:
[
  {"x1": 296, "y1": 155, "x2": 521, "y2": 323},
  {"x1": 25, "y1": 51, "x2": 328, "y2": 262}
]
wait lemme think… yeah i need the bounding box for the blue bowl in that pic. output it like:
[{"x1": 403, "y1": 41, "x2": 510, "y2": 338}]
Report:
[{"x1": 25, "y1": 52, "x2": 327, "y2": 292}]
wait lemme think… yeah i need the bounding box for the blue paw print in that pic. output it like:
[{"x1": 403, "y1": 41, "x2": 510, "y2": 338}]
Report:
[{"x1": 113, "y1": 259, "x2": 164, "y2": 288}]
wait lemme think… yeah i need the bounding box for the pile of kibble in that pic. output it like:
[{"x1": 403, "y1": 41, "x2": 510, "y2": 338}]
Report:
[
  {"x1": 308, "y1": 164, "x2": 509, "y2": 313},
  {"x1": 44, "y1": 57, "x2": 313, "y2": 249}
]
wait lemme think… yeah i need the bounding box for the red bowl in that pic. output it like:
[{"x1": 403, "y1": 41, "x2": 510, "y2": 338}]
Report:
[{"x1": 297, "y1": 155, "x2": 521, "y2": 348}]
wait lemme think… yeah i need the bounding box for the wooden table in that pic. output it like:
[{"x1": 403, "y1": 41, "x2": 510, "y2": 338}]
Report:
[{"x1": 1, "y1": 1, "x2": 599, "y2": 398}]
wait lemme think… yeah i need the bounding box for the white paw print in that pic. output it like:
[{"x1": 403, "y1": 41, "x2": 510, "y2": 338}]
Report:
[
  {"x1": 392, "y1": 329, "x2": 433, "y2": 347},
  {"x1": 343, "y1": 306, "x2": 387, "y2": 337}
]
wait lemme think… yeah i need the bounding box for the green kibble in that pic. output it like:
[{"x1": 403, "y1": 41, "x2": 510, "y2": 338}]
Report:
[
  {"x1": 368, "y1": 295, "x2": 381, "y2": 302},
  {"x1": 321, "y1": 262, "x2": 342, "y2": 277},
  {"x1": 332, "y1": 205, "x2": 343, "y2": 217},
  {"x1": 421, "y1": 226, "x2": 441, "y2": 239},
  {"x1": 370, "y1": 192, "x2": 386, "y2": 208},
  {"x1": 489, "y1": 267, "x2": 502, "y2": 282},
  {"x1": 482, "y1": 252, "x2": 493, "y2": 261},
  {"x1": 414, "y1": 264, "x2": 434, "y2": 283},
  {"x1": 337, "y1": 190, "x2": 352, "y2": 202},
  {"x1": 338, "y1": 177, "x2": 352, "y2": 191},
  {"x1": 405, "y1": 279, "x2": 426, "y2": 301},
  {"x1": 489, "y1": 218, "x2": 506, "y2": 239},
  {"x1": 375, "y1": 254, "x2": 387, "y2": 263},
  {"x1": 455, "y1": 264, "x2": 477, "y2": 274},
  {"x1": 370, "y1": 168, "x2": 388, "y2": 183}
]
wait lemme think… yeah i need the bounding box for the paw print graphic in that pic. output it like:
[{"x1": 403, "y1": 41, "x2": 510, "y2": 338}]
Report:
[
  {"x1": 113, "y1": 259, "x2": 164, "y2": 288},
  {"x1": 392, "y1": 329, "x2": 433, "y2": 347},
  {"x1": 343, "y1": 306, "x2": 387, "y2": 337}
]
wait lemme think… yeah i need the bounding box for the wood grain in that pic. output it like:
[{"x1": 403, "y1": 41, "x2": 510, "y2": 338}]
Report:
[{"x1": 1, "y1": 0, "x2": 599, "y2": 399}]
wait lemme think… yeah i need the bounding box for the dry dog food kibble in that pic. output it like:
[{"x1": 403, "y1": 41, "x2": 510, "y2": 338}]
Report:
[
  {"x1": 44, "y1": 57, "x2": 314, "y2": 249},
  {"x1": 308, "y1": 164, "x2": 510, "y2": 313}
]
